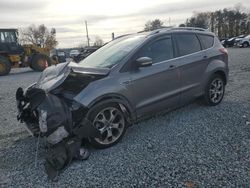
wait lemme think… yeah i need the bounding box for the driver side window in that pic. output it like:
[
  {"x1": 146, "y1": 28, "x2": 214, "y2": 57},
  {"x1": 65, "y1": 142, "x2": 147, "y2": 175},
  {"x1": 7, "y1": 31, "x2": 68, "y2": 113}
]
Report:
[{"x1": 137, "y1": 37, "x2": 174, "y2": 64}]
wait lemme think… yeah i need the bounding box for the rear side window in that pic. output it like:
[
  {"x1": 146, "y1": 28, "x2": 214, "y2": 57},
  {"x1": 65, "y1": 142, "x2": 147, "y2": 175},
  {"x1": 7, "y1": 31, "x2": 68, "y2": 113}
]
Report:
[
  {"x1": 137, "y1": 37, "x2": 173, "y2": 63},
  {"x1": 198, "y1": 34, "x2": 214, "y2": 49},
  {"x1": 174, "y1": 33, "x2": 201, "y2": 56}
]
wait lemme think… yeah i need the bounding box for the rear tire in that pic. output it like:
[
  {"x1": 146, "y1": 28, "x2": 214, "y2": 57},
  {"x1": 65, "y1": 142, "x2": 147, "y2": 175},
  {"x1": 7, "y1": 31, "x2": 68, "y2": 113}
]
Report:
[
  {"x1": 30, "y1": 54, "x2": 51, "y2": 72},
  {"x1": 0, "y1": 57, "x2": 11, "y2": 76},
  {"x1": 203, "y1": 74, "x2": 225, "y2": 106},
  {"x1": 87, "y1": 102, "x2": 128, "y2": 149}
]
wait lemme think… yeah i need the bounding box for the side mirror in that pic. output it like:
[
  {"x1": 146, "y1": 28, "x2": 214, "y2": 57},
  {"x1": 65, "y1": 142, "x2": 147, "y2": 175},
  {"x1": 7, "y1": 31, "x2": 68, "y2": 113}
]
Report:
[{"x1": 135, "y1": 57, "x2": 152, "y2": 68}]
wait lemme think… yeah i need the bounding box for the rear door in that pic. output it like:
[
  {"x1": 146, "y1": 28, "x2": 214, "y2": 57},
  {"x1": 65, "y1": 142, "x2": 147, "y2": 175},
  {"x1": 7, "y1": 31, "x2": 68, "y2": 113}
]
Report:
[
  {"x1": 127, "y1": 35, "x2": 181, "y2": 118},
  {"x1": 173, "y1": 32, "x2": 209, "y2": 104}
]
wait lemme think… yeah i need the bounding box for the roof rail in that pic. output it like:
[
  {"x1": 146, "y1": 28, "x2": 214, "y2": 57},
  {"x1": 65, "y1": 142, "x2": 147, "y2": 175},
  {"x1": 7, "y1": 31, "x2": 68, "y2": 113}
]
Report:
[
  {"x1": 114, "y1": 27, "x2": 209, "y2": 40},
  {"x1": 146, "y1": 27, "x2": 208, "y2": 36},
  {"x1": 147, "y1": 26, "x2": 174, "y2": 35},
  {"x1": 113, "y1": 33, "x2": 132, "y2": 40},
  {"x1": 169, "y1": 27, "x2": 208, "y2": 31}
]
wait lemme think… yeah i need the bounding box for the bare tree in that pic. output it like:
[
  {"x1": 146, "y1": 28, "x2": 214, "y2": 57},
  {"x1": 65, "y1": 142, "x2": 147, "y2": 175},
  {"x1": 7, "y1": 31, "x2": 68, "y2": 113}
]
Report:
[
  {"x1": 185, "y1": 12, "x2": 211, "y2": 29},
  {"x1": 93, "y1": 36, "x2": 103, "y2": 47},
  {"x1": 144, "y1": 19, "x2": 164, "y2": 31},
  {"x1": 179, "y1": 23, "x2": 186, "y2": 27},
  {"x1": 19, "y1": 24, "x2": 58, "y2": 49}
]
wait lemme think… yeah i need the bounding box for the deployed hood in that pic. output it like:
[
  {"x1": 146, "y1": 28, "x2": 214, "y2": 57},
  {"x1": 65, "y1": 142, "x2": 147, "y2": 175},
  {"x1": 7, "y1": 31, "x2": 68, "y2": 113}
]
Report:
[
  {"x1": 35, "y1": 62, "x2": 110, "y2": 92},
  {"x1": 69, "y1": 62, "x2": 110, "y2": 75}
]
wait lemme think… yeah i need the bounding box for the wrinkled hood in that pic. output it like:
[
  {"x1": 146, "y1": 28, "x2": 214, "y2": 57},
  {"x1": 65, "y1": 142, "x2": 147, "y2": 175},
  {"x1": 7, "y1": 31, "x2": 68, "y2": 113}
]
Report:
[
  {"x1": 36, "y1": 62, "x2": 110, "y2": 92},
  {"x1": 68, "y1": 62, "x2": 110, "y2": 75}
]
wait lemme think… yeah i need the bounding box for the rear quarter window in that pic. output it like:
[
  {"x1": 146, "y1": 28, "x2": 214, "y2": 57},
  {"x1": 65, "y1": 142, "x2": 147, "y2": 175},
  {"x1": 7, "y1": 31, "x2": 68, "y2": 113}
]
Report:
[
  {"x1": 198, "y1": 34, "x2": 214, "y2": 49},
  {"x1": 174, "y1": 33, "x2": 201, "y2": 57}
]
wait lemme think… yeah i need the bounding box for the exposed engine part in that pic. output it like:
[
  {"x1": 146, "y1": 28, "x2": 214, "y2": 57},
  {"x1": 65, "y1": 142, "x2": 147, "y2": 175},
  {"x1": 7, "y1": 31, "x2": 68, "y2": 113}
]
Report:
[
  {"x1": 47, "y1": 126, "x2": 69, "y2": 145},
  {"x1": 16, "y1": 87, "x2": 101, "y2": 180},
  {"x1": 76, "y1": 147, "x2": 90, "y2": 160},
  {"x1": 38, "y1": 110, "x2": 47, "y2": 133},
  {"x1": 45, "y1": 137, "x2": 82, "y2": 180}
]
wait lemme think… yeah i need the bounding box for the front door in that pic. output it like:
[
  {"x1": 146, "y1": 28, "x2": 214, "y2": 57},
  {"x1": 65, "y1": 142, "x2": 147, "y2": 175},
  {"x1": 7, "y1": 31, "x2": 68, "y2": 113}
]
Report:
[{"x1": 128, "y1": 36, "x2": 181, "y2": 118}]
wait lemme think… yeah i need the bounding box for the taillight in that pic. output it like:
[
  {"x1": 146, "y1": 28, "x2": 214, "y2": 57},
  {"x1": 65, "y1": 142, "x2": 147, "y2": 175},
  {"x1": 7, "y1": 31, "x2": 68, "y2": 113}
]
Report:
[{"x1": 219, "y1": 48, "x2": 228, "y2": 55}]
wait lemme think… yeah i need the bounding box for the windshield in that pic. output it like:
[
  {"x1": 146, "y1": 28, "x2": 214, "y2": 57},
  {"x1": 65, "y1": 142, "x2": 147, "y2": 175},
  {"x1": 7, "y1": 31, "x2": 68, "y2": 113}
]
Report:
[
  {"x1": 0, "y1": 31, "x2": 17, "y2": 43},
  {"x1": 58, "y1": 52, "x2": 65, "y2": 56},
  {"x1": 78, "y1": 34, "x2": 146, "y2": 68}
]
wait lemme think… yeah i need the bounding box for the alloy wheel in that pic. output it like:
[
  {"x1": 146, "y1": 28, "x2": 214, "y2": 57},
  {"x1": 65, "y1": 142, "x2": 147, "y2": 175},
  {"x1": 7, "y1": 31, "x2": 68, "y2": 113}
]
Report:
[
  {"x1": 93, "y1": 107, "x2": 125, "y2": 145},
  {"x1": 209, "y1": 78, "x2": 224, "y2": 103}
]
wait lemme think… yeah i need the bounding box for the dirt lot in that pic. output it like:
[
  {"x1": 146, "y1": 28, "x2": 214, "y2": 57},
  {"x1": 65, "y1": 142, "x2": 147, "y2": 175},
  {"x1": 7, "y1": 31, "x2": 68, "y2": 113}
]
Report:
[{"x1": 0, "y1": 48, "x2": 250, "y2": 187}]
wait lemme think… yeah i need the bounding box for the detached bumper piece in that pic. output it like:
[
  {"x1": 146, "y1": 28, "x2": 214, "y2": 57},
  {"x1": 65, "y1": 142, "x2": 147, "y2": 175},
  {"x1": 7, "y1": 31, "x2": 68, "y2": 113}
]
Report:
[{"x1": 16, "y1": 87, "x2": 100, "y2": 180}]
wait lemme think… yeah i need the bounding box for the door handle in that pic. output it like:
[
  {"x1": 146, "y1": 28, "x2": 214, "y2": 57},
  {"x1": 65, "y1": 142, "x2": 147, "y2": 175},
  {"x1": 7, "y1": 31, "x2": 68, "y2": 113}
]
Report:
[
  {"x1": 121, "y1": 80, "x2": 132, "y2": 85},
  {"x1": 203, "y1": 55, "x2": 208, "y2": 59},
  {"x1": 169, "y1": 65, "x2": 176, "y2": 69}
]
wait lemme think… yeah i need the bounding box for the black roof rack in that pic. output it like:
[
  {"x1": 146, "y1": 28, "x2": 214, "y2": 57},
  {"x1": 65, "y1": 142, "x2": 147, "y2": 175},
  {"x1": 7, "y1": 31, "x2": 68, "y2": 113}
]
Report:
[
  {"x1": 169, "y1": 27, "x2": 207, "y2": 31},
  {"x1": 113, "y1": 27, "x2": 209, "y2": 40},
  {"x1": 148, "y1": 27, "x2": 208, "y2": 35},
  {"x1": 113, "y1": 33, "x2": 132, "y2": 40}
]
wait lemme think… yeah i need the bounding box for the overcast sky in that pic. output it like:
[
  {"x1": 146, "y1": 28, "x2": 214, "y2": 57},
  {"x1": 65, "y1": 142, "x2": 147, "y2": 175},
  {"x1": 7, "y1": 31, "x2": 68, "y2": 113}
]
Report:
[{"x1": 0, "y1": 0, "x2": 249, "y2": 48}]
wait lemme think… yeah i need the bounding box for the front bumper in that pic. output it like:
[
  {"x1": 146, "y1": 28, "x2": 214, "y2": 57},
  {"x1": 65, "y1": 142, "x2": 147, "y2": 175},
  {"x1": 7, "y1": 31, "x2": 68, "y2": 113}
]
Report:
[
  {"x1": 16, "y1": 86, "x2": 100, "y2": 180},
  {"x1": 16, "y1": 86, "x2": 100, "y2": 139},
  {"x1": 16, "y1": 86, "x2": 73, "y2": 138}
]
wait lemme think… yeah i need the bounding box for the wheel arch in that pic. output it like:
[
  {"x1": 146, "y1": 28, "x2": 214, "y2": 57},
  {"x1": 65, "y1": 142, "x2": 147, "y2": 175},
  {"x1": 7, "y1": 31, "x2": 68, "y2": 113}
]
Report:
[
  {"x1": 87, "y1": 93, "x2": 137, "y2": 123},
  {"x1": 204, "y1": 59, "x2": 228, "y2": 85},
  {"x1": 243, "y1": 41, "x2": 250, "y2": 47},
  {"x1": 213, "y1": 70, "x2": 227, "y2": 84}
]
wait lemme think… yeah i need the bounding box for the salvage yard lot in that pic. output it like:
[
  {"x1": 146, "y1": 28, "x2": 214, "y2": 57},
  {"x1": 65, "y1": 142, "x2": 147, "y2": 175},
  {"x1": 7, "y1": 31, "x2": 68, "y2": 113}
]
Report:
[{"x1": 0, "y1": 48, "x2": 250, "y2": 187}]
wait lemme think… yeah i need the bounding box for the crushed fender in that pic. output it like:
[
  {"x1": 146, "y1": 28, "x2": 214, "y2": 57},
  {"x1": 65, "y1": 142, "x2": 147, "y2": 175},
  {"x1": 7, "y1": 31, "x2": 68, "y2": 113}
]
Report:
[{"x1": 16, "y1": 87, "x2": 100, "y2": 180}]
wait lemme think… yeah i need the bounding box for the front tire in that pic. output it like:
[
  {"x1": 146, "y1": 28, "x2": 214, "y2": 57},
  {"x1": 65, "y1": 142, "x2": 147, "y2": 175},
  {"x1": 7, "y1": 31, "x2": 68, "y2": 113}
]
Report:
[
  {"x1": 30, "y1": 54, "x2": 51, "y2": 72},
  {"x1": 203, "y1": 74, "x2": 225, "y2": 106},
  {"x1": 242, "y1": 42, "x2": 249, "y2": 48},
  {"x1": 0, "y1": 57, "x2": 11, "y2": 76},
  {"x1": 87, "y1": 103, "x2": 127, "y2": 149}
]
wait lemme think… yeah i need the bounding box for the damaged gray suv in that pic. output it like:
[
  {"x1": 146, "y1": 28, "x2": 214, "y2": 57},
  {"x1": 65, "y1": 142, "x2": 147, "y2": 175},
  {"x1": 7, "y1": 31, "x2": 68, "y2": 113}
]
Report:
[{"x1": 16, "y1": 27, "x2": 228, "y2": 178}]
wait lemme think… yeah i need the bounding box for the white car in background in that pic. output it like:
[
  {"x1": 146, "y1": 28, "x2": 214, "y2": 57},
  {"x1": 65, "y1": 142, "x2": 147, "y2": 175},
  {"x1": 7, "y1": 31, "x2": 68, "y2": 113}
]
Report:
[
  {"x1": 69, "y1": 49, "x2": 80, "y2": 57},
  {"x1": 235, "y1": 35, "x2": 250, "y2": 48}
]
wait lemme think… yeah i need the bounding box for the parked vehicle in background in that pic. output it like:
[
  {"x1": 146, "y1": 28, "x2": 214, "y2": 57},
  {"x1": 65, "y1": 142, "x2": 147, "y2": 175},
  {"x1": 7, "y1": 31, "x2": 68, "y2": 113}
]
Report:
[
  {"x1": 235, "y1": 34, "x2": 250, "y2": 48},
  {"x1": 221, "y1": 37, "x2": 235, "y2": 47},
  {"x1": 16, "y1": 27, "x2": 229, "y2": 151},
  {"x1": 221, "y1": 35, "x2": 247, "y2": 47},
  {"x1": 50, "y1": 49, "x2": 67, "y2": 63},
  {"x1": 69, "y1": 49, "x2": 80, "y2": 58},
  {"x1": 73, "y1": 47, "x2": 99, "y2": 63}
]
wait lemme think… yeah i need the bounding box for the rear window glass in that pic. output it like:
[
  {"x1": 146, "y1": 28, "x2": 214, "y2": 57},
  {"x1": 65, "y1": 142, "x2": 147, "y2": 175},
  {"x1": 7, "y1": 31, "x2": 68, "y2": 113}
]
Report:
[
  {"x1": 198, "y1": 34, "x2": 214, "y2": 49},
  {"x1": 174, "y1": 33, "x2": 201, "y2": 56}
]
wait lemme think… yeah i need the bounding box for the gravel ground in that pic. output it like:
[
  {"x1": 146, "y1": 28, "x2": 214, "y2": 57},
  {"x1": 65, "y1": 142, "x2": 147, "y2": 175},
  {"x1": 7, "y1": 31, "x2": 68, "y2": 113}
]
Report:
[{"x1": 0, "y1": 48, "x2": 250, "y2": 187}]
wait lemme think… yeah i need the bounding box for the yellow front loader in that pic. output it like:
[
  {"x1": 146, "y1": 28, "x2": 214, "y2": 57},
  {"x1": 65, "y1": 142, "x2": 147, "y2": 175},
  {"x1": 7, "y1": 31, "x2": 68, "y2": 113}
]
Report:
[{"x1": 0, "y1": 29, "x2": 57, "y2": 76}]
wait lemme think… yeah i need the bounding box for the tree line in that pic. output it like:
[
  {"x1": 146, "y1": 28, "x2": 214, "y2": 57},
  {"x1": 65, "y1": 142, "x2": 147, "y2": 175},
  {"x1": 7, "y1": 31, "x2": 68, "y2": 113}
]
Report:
[{"x1": 145, "y1": 4, "x2": 250, "y2": 39}]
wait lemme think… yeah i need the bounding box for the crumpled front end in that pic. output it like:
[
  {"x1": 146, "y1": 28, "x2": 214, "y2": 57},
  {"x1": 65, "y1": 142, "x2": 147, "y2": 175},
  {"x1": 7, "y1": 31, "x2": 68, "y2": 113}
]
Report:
[
  {"x1": 15, "y1": 63, "x2": 106, "y2": 180},
  {"x1": 16, "y1": 86, "x2": 100, "y2": 179}
]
